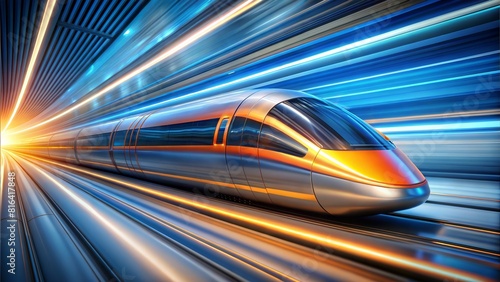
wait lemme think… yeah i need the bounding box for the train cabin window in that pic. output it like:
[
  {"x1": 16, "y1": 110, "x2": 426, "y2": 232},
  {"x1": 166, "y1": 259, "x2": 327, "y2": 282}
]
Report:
[
  {"x1": 78, "y1": 133, "x2": 110, "y2": 147},
  {"x1": 136, "y1": 118, "x2": 218, "y2": 146},
  {"x1": 136, "y1": 125, "x2": 169, "y2": 146},
  {"x1": 226, "y1": 117, "x2": 246, "y2": 146},
  {"x1": 270, "y1": 98, "x2": 394, "y2": 150},
  {"x1": 259, "y1": 124, "x2": 307, "y2": 157},
  {"x1": 241, "y1": 119, "x2": 262, "y2": 148},
  {"x1": 216, "y1": 118, "x2": 228, "y2": 144}
]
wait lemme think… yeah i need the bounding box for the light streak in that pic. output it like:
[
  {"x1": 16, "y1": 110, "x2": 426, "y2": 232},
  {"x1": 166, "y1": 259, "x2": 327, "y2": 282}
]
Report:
[
  {"x1": 366, "y1": 109, "x2": 500, "y2": 124},
  {"x1": 2, "y1": 0, "x2": 58, "y2": 133},
  {"x1": 1, "y1": 135, "x2": 12, "y2": 147},
  {"x1": 431, "y1": 192, "x2": 500, "y2": 203},
  {"x1": 303, "y1": 50, "x2": 499, "y2": 91},
  {"x1": 442, "y1": 223, "x2": 500, "y2": 236},
  {"x1": 130, "y1": 0, "x2": 500, "y2": 113},
  {"x1": 31, "y1": 164, "x2": 181, "y2": 280},
  {"x1": 376, "y1": 120, "x2": 500, "y2": 133},
  {"x1": 325, "y1": 70, "x2": 500, "y2": 99},
  {"x1": 432, "y1": 241, "x2": 500, "y2": 257},
  {"x1": 10, "y1": 0, "x2": 261, "y2": 135}
]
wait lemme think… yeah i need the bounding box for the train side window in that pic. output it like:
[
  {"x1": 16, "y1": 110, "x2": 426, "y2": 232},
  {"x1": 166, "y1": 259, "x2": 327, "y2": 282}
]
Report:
[
  {"x1": 137, "y1": 118, "x2": 218, "y2": 146},
  {"x1": 78, "y1": 133, "x2": 110, "y2": 147},
  {"x1": 54, "y1": 139, "x2": 75, "y2": 148},
  {"x1": 259, "y1": 124, "x2": 308, "y2": 157},
  {"x1": 216, "y1": 118, "x2": 228, "y2": 144},
  {"x1": 168, "y1": 119, "x2": 218, "y2": 145},
  {"x1": 241, "y1": 119, "x2": 262, "y2": 148},
  {"x1": 113, "y1": 130, "x2": 127, "y2": 146},
  {"x1": 226, "y1": 117, "x2": 246, "y2": 146},
  {"x1": 136, "y1": 125, "x2": 169, "y2": 146},
  {"x1": 124, "y1": 129, "x2": 139, "y2": 146},
  {"x1": 130, "y1": 128, "x2": 140, "y2": 146},
  {"x1": 98, "y1": 133, "x2": 111, "y2": 147}
]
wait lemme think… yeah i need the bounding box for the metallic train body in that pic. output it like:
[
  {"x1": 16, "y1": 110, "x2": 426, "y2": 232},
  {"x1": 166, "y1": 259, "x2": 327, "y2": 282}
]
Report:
[{"x1": 20, "y1": 89, "x2": 430, "y2": 215}]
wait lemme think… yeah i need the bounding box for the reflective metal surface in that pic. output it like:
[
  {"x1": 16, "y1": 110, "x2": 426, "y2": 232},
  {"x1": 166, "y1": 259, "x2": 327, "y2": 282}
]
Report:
[
  {"x1": 76, "y1": 121, "x2": 118, "y2": 172},
  {"x1": 313, "y1": 172, "x2": 430, "y2": 215},
  {"x1": 312, "y1": 148, "x2": 426, "y2": 187}
]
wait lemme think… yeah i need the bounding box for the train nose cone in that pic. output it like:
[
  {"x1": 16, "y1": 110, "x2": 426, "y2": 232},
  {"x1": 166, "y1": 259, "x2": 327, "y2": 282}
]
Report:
[
  {"x1": 312, "y1": 148, "x2": 425, "y2": 186},
  {"x1": 311, "y1": 149, "x2": 429, "y2": 215}
]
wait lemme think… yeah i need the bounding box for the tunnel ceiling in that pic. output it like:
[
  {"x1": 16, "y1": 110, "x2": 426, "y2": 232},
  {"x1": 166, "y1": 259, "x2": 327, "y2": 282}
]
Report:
[{"x1": 1, "y1": 0, "x2": 149, "y2": 129}]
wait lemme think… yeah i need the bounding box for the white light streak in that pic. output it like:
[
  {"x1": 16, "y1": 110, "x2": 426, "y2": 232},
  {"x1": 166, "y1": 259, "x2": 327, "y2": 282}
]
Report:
[
  {"x1": 2, "y1": 0, "x2": 58, "y2": 133},
  {"x1": 133, "y1": 0, "x2": 500, "y2": 112},
  {"x1": 33, "y1": 166, "x2": 178, "y2": 279},
  {"x1": 377, "y1": 120, "x2": 500, "y2": 133},
  {"x1": 10, "y1": 0, "x2": 261, "y2": 135},
  {"x1": 303, "y1": 50, "x2": 500, "y2": 91}
]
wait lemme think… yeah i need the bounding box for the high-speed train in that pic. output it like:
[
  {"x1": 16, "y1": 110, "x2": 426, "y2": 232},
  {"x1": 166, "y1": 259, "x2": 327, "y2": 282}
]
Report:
[{"x1": 19, "y1": 89, "x2": 430, "y2": 215}]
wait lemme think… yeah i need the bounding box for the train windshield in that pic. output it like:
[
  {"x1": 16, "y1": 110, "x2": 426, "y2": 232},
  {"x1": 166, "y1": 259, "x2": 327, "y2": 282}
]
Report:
[{"x1": 268, "y1": 98, "x2": 394, "y2": 150}]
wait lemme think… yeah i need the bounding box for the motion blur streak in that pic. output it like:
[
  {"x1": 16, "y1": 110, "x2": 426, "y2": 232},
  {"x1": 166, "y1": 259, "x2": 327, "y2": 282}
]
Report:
[
  {"x1": 329, "y1": 71, "x2": 499, "y2": 99},
  {"x1": 303, "y1": 51, "x2": 500, "y2": 91},
  {"x1": 19, "y1": 153, "x2": 486, "y2": 282},
  {"x1": 31, "y1": 164, "x2": 182, "y2": 280},
  {"x1": 9, "y1": 0, "x2": 261, "y2": 135},
  {"x1": 0, "y1": 153, "x2": 4, "y2": 201},
  {"x1": 126, "y1": 0, "x2": 499, "y2": 114},
  {"x1": 443, "y1": 223, "x2": 500, "y2": 236},
  {"x1": 1, "y1": 0, "x2": 57, "y2": 133},
  {"x1": 377, "y1": 120, "x2": 499, "y2": 133},
  {"x1": 366, "y1": 109, "x2": 500, "y2": 123},
  {"x1": 433, "y1": 241, "x2": 498, "y2": 258}
]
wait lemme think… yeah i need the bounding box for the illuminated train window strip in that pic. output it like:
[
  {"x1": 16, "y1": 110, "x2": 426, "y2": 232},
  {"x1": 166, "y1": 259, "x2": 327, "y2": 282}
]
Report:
[
  {"x1": 77, "y1": 133, "x2": 111, "y2": 147},
  {"x1": 136, "y1": 118, "x2": 219, "y2": 146}
]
